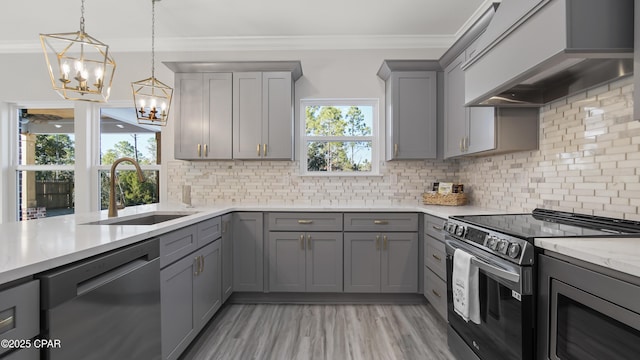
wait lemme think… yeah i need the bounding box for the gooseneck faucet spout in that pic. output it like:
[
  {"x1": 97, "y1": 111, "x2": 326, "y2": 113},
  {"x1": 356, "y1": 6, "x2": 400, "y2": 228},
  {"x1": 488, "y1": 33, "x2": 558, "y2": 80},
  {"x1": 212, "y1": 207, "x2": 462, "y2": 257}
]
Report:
[{"x1": 108, "y1": 157, "x2": 146, "y2": 218}]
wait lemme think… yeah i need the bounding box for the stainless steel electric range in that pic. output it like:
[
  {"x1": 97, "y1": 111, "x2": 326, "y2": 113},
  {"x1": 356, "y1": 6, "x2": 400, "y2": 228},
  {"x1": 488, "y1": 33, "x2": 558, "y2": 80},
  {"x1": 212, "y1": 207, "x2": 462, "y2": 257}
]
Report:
[{"x1": 443, "y1": 208, "x2": 640, "y2": 360}]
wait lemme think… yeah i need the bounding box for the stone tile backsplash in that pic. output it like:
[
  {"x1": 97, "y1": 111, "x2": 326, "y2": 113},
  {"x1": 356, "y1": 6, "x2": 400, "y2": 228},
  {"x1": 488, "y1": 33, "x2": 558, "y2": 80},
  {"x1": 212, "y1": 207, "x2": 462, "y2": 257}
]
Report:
[
  {"x1": 167, "y1": 76, "x2": 638, "y2": 219},
  {"x1": 167, "y1": 160, "x2": 458, "y2": 207},
  {"x1": 458, "y1": 76, "x2": 638, "y2": 220}
]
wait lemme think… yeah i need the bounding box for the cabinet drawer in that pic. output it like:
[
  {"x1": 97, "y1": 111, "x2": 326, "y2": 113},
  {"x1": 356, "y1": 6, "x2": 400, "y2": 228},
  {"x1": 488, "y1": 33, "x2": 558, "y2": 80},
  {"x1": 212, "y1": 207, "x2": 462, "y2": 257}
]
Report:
[
  {"x1": 425, "y1": 239, "x2": 446, "y2": 280},
  {"x1": 198, "y1": 217, "x2": 222, "y2": 247},
  {"x1": 344, "y1": 213, "x2": 418, "y2": 232},
  {"x1": 268, "y1": 212, "x2": 342, "y2": 231},
  {"x1": 424, "y1": 214, "x2": 446, "y2": 241},
  {"x1": 160, "y1": 225, "x2": 198, "y2": 268},
  {"x1": 424, "y1": 267, "x2": 447, "y2": 321},
  {"x1": 0, "y1": 280, "x2": 39, "y2": 357}
]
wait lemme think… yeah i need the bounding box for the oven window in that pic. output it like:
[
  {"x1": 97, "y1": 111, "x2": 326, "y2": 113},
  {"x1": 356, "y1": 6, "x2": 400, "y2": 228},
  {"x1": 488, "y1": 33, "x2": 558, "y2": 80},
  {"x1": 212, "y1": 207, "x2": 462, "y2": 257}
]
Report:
[{"x1": 556, "y1": 294, "x2": 640, "y2": 360}]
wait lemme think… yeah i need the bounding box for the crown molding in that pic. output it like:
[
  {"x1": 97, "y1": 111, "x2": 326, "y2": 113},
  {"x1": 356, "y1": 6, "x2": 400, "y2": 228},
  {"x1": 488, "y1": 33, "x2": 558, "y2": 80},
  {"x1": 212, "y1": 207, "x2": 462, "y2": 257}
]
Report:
[{"x1": 0, "y1": 34, "x2": 455, "y2": 54}]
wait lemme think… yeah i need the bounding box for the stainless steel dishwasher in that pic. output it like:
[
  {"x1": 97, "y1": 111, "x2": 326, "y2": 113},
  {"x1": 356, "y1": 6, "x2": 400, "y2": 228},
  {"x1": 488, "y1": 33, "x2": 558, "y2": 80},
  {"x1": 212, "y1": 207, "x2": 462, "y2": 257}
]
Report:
[{"x1": 39, "y1": 238, "x2": 161, "y2": 360}]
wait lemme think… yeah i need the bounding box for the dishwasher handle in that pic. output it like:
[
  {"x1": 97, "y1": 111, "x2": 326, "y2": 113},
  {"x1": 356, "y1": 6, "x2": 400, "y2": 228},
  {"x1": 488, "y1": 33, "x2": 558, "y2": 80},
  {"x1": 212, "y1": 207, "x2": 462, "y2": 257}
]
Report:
[{"x1": 39, "y1": 238, "x2": 159, "y2": 309}]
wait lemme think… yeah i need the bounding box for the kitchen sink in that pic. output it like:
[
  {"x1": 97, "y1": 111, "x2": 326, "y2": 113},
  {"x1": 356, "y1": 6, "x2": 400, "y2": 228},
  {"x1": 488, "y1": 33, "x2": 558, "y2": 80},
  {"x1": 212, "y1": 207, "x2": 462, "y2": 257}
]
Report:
[{"x1": 83, "y1": 211, "x2": 198, "y2": 226}]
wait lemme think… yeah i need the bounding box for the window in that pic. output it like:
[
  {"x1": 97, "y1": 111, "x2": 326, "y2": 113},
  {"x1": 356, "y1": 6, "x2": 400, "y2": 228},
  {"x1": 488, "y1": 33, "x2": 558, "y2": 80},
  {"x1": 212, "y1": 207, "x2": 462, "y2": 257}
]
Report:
[
  {"x1": 98, "y1": 107, "x2": 161, "y2": 210},
  {"x1": 17, "y1": 108, "x2": 75, "y2": 220},
  {"x1": 300, "y1": 99, "x2": 378, "y2": 175}
]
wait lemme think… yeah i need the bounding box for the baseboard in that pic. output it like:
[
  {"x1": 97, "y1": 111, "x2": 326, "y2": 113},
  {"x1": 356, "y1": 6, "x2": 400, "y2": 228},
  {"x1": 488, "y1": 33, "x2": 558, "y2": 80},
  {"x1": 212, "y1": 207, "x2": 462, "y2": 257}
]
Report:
[{"x1": 227, "y1": 292, "x2": 428, "y2": 305}]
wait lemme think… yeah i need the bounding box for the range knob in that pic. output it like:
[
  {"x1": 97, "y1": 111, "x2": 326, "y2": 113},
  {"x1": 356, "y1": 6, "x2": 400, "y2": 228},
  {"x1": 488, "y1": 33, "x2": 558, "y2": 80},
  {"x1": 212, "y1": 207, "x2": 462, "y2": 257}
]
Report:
[
  {"x1": 507, "y1": 243, "x2": 521, "y2": 259},
  {"x1": 455, "y1": 225, "x2": 466, "y2": 237},
  {"x1": 497, "y1": 240, "x2": 509, "y2": 254},
  {"x1": 486, "y1": 236, "x2": 498, "y2": 249},
  {"x1": 447, "y1": 223, "x2": 457, "y2": 234}
]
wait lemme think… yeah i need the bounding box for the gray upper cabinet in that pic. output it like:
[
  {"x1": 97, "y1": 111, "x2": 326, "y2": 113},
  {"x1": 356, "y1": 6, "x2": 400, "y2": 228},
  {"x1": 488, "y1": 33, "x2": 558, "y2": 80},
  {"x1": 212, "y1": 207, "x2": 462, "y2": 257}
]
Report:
[
  {"x1": 233, "y1": 212, "x2": 264, "y2": 292},
  {"x1": 165, "y1": 61, "x2": 302, "y2": 161},
  {"x1": 382, "y1": 71, "x2": 438, "y2": 160},
  {"x1": 233, "y1": 72, "x2": 294, "y2": 160},
  {"x1": 635, "y1": 0, "x2": 640, "y2": 121},
  {"x1": 443, "y1": 35, "x2": 538, "y2": 159},
  {"x1": 174, "y1": 73, "x2": 232, "y2": 160}
]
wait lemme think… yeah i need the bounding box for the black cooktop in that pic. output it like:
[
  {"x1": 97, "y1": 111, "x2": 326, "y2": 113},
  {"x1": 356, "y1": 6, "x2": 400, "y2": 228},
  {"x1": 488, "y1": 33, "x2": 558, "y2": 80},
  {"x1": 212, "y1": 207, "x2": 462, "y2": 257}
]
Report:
[{"x1": 452, "y1": 208, "x2": 640, "y2": 240}]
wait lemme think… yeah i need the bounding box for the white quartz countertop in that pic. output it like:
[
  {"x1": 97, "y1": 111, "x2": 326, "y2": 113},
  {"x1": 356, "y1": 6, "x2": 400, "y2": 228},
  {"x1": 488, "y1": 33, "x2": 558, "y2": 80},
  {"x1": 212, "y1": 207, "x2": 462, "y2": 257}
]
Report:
[
  {"x1": 0, "y1": 203, "x2": 502, "y2": 284},
  {"x1": 535, "y1": 237, "x2": 640, "y2": 278}
]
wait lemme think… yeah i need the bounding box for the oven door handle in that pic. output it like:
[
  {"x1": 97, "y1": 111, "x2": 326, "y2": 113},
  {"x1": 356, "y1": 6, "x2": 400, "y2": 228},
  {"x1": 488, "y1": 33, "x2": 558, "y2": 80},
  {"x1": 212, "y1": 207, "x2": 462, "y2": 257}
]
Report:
[
  {"x1": 471, "y1": 257, "x2": 520, "y2": 283},
  {"x1": 446, "y1": 238, "x2": 521, "y2": 283}
]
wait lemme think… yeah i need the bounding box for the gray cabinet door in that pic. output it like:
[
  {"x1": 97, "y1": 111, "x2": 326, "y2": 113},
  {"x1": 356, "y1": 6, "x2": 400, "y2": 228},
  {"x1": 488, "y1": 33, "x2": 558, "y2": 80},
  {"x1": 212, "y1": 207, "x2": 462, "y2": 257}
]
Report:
[
  {"x1": 161, "y1": 255, "x2": 197, "y2": 360},
  {"x1": 344, "y1": 233, "x2": 381, "y2": 293},
  {"x1": 193, "y1": 240, "x2": 222, "y2": 330},
  {"x1": 233, "y1": 72, "x2": 263, "y2": 159},
  {"x1": 444, "y1": 53, "x2": 467, "y2": 159},
  {"x1": 268, "y1": 231, "x2": 306, "y2": 292},
  {"x1": 381, "y1": 232, "x2": 418, "y2": 293},
  {"x1": 467, "y1": 107, "x2": 496, "y2": 153},
  {"x1": 306, "y1": 232, "x2": 343, "y2": 292},
  {"x1": 221, "y1": 214, "x2": 233, "y2": 303},
  {"x1": 387, "y1": 71, "x2": 437, "y2": 160},
  {"x1": 204, "y1": 73, "x2": 233, "y2": 159},
  {"x1": 262, "y1": 72, "x2": 293, "y2": 160},
  {"x1": 233, "y1": 212, "x2": 264, "y2": 292},
  {"x1": 174, "y1": 73, "x2": 204, "y2": 160}
]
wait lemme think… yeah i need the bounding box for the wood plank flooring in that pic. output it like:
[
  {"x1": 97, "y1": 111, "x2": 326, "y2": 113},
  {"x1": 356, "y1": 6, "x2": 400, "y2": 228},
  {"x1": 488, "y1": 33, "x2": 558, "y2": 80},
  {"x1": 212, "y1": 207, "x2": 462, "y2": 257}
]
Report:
[{"x1": 180, "y1": 303, "x2": 455, "y2": 360}]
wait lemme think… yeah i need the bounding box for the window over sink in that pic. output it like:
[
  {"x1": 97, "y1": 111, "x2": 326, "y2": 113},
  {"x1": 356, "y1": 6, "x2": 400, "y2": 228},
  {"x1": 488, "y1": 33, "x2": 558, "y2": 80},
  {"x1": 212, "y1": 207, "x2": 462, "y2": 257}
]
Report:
[{"x1": 300, "y1": 99, "x2": 379, "y2": 176}]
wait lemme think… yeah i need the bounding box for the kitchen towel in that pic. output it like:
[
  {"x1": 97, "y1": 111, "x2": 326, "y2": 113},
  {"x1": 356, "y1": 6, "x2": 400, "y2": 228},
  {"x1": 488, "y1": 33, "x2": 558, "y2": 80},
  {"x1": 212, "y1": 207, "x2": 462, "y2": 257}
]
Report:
[{"x1": 452, "y1": 248, "x2": 480, "y2": 324}]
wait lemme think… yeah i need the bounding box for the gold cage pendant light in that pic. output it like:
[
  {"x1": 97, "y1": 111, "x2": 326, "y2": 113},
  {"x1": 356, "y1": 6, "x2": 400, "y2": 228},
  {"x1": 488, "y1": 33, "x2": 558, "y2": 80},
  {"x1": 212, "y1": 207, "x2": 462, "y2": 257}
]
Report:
[
  {"x1": 40, "y1": 0, "x2": 116, "y2": 102},
  {"x1": 131, "y1": 0, "x2": 173, "y2": 126}
]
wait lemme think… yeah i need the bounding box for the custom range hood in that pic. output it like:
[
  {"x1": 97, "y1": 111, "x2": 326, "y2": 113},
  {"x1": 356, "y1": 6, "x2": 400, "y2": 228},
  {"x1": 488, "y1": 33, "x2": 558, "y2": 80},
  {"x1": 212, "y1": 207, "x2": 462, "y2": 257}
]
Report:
[{"x1": 463, "y1": 0, "x2": 634, "y2": 106}]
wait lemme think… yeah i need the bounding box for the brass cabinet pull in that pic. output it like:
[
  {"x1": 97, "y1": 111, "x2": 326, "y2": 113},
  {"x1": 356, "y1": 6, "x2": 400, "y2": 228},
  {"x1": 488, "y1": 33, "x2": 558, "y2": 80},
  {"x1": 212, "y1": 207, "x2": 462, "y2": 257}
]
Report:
[
  {"x1": 375, "y1": 235, "x2": 380, "y2": 250},
  {"x1": 197, "y1": 144, "x2": 202, "y2": 157},
  {"x1": 298, "y1": 220, "x2": 313, "y2": 224},
  {"x1": 465, "y1": 137, "x2": 469, "y2": 151},
  {"x1": 222, "y1": 221, "x2": 226, "y2": 234},
  {"x1": 432, "y1": 253, "x2": 442, "y2": 261},
  {"x1": 257, "y1": 144, "x2": 261, "y2": 156},
  {"x1": 0, "y1": 315, "x2": 14, "y2": 332},
  {"x1": 459, "y1": 138, "x2": 463, "y2": 152},
  {"x1": 204, "y1": 144, "x2": 208, "y2": 157},
  {"x1": 394, "y1": 143, "x2": 398, "y2": 157},
  {"x1": 300, "y1": 234, "x2": 305, "y2": 250},
  {"x1": 307, "y1": 235, "x2": 312, "y2": 249},
  {"x1": 194, "y1": 256, "x2": 201, "y2": 276},
  {"x1": 263, "y1": 144, "x2": 267, "y2": 157},
  {"x1": 383, "y1": 235, "x2": 388, "y2": 250},
  {"x1": 432, "y1": 225, "x2": 443, "y2": 231},
  {"x1": 432, "y1": 289, "x2": 441, "y2": 298},
  {"x1": 200, "y1": 255, "x2": 205, "y2": 274},
  {"x1": 373, "y1": 220, "x2": 388, "y2": 225}
]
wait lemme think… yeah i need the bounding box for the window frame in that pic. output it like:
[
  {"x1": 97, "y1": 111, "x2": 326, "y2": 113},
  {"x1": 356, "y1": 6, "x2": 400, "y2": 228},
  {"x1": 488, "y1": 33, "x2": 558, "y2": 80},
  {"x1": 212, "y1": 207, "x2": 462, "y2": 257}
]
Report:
[
  {"x1": 2, "y1": 100, "x2": 163, "y2": 223},
  {"x1": 299, "y1": 98, "x2": 380, "y2": 176}
]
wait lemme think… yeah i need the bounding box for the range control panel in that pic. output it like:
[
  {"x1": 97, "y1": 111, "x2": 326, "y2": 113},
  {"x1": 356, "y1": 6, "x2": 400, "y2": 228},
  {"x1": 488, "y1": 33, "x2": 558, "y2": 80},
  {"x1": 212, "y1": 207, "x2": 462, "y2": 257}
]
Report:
[{"x1": 444, "y1": 219, "x2": 535, "y2": 266}]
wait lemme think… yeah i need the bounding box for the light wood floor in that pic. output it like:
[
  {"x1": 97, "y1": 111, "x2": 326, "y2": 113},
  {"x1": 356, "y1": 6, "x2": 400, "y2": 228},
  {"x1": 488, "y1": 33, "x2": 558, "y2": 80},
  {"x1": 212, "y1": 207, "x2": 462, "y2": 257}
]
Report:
[{"x1": 180, "y1": 303, "x2": 455, "y2": 360}]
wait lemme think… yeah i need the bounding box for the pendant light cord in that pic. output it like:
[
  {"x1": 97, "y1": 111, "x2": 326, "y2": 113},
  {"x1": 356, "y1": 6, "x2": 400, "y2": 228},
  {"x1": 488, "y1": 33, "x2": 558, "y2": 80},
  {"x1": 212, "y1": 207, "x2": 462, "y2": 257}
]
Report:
[
  {"x1": 80, "y1": 0, "x2": 86, "y2": 33},
  {"x1": 151, "y1": 0, "x2": 156, "y2": 79}
]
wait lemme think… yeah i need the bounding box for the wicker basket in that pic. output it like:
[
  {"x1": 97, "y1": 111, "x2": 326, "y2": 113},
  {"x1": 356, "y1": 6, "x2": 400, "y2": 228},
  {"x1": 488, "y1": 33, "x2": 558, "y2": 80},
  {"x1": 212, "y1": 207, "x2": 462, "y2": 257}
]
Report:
[{"x1": 422, "y1": 192, "x2": 467, "y2": 206}]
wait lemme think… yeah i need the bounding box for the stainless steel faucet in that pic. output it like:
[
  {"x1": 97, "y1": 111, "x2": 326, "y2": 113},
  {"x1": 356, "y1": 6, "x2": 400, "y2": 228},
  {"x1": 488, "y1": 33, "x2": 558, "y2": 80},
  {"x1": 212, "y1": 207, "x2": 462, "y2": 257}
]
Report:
[{"x1": 108, "y1": 157, "x2": 145, "y2": 218}]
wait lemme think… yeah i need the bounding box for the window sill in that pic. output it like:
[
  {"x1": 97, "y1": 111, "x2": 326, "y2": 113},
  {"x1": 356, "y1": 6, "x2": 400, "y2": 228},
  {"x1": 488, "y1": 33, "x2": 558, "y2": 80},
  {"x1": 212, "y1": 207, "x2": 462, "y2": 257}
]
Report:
[{"x1": 299, "y1": 172, "x2": 383, "y2": 177}]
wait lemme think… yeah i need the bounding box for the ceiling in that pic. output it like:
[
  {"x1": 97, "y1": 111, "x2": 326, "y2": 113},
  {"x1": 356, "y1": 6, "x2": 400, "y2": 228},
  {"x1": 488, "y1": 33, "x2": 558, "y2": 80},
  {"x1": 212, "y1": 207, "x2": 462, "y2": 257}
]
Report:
[{"x1": 0, "y1": 0, "x2": 494, "y2": 53}]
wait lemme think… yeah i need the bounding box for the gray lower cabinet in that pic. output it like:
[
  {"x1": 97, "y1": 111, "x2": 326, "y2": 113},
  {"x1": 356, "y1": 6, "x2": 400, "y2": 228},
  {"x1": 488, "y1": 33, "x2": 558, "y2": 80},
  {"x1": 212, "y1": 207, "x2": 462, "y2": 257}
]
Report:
[
  {"x1": 344, "y1": 232, "x2": 418, "y2": 293},
  {"x1": 161, "y1": 240, "x2": 222, "y2": 360},
  {"x1": 424, "y1": 214, "x2": 447, "y2": 320},
  {"x1": 0, "y1": 280, "x2": 39, "y2": 359},
  {"x1": 268, "y1": 231, "x2": 343, "y2": 292},
  {"x1": 233, "y1": 212, "x2": 264, "y2": 292},
  {"x1": 221, "y1": 214, "x2": 233, "y2": 303}
]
